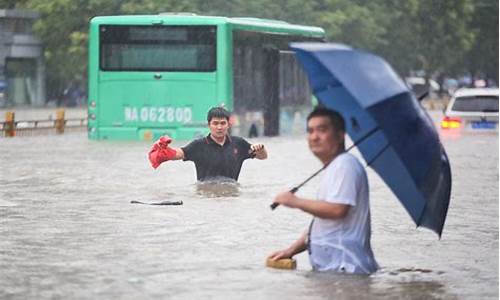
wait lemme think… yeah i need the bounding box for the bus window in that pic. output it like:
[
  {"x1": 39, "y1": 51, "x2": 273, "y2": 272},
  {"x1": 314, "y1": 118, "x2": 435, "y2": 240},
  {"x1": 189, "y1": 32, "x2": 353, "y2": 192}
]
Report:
[{"x1": 99, "y1": 25, "x2": 216, "y2": 72}]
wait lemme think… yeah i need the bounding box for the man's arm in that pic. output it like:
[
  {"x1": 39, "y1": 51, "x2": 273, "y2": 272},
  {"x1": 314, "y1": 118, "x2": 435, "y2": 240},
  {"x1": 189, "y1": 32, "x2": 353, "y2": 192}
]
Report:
[
  {"x1": 273, "y1": 191, "x2": 349, "y2": 219},
  {"x1": 148, "y1": 136, "x2": 186, "y2": 168},
  {"x1": 267, "y1": 230, "x2": 308, "y2": 261},
  {"x1": 250, "y1": 143, "x2": 267, "y2": 160},
  {"x1": 169, "y1": 147, "x2": 185, "y2": 160}
]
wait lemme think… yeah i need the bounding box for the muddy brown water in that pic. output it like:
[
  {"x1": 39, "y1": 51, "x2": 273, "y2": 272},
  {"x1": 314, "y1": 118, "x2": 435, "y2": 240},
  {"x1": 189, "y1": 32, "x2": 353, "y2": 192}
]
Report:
[{"x1": 0, "y1": 111, "x2": 497, "y2": 299}]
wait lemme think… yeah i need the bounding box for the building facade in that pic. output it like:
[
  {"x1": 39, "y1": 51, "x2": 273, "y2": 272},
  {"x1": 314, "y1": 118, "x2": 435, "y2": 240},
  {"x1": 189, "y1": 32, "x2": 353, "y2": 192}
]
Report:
[{"x1": 0, "y1": 9, "x2": 45, "y2": 107}]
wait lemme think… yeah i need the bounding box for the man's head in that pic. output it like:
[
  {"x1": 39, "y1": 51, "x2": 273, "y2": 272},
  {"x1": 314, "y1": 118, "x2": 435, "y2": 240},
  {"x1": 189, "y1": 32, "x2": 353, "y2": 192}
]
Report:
[
  {"x1": 306, "y1": 107, "x2": 345, "y2": 163},
  {"x1": 207, "y1": 106, "x2": 231, "y2": 140}
]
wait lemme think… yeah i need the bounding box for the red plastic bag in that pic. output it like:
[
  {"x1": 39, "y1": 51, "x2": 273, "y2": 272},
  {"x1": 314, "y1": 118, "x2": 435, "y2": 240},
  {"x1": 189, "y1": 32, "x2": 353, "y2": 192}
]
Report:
[{"x1": 148, "y1": 136, "x2": 176, "y2": 169}]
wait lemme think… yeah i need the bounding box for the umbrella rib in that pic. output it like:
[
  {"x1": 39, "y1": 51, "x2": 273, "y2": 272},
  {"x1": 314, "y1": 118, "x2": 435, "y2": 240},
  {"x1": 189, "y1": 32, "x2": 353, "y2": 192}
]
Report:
[
  {"x1": 313, "y1": 82, "x2": 342, "y2": 94},
  {"x1": 347, "y1": 126, "x2": 380, "y2": 152},
  {"x1": 365, "y1": 143, "x2": 391, "y2": 166}
]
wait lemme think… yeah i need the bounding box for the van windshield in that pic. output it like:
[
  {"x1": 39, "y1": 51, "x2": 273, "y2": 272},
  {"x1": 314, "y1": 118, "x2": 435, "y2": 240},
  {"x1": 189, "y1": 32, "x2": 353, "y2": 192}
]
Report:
[
  {"x1": 452, "y1": 96, "x2": 499, "y2": 112},
  {"x1": 100, "y1": 25, "x2": 216, "y2": 72}
]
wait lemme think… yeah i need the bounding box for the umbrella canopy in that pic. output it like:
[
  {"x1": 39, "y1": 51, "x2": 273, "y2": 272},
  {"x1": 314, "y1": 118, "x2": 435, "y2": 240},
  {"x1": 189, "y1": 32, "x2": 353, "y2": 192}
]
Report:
[{"x1": 291, "y1": 43, "x2": 451, "y2": 237}]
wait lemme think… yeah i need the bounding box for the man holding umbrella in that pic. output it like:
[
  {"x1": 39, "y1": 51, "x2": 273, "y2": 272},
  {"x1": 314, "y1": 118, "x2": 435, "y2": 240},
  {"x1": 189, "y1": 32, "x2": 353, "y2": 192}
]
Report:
[{"x1": 268, "y1": 107, "x2": 378, "y2": 274}]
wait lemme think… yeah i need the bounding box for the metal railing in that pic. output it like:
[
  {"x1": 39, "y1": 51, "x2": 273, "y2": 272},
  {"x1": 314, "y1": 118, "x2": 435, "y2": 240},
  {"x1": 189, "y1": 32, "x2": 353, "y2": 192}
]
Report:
[{"x1": 1, "y1": 109, "x2": 87, "y2": 137}]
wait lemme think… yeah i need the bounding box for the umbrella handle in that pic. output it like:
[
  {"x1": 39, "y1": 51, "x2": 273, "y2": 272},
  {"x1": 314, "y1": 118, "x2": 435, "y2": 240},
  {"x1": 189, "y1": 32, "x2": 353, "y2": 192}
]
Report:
[
  {"x1": 417, "y1": 91, "x2": 429, "y2": 102},
  {"x1": 270, "y1": 187, "x2": 298, "y2": 210}
]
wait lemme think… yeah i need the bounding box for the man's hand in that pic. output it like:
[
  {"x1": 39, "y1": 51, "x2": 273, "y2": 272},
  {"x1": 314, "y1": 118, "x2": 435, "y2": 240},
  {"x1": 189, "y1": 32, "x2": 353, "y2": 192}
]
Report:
[
  {"x1": 148, "y1": 135, "x2": 177, "y2": 169},
  {"x1": 267, "y1": 248, "x2": 294, "y2": 261},
  {"x1": 273, "y1": 191, "x2": 300, "y2": 208},
  {"x1": 156, "y1": 135, "x2": 172, "y2": 148},
  {"x1": 249, "y1": 143, "x2": 267, "y2": 159},
  {"x1": 267, "y1": 232, "x2": 308, "y2": 262},
  {"x1": 250, "y1": 143, "x2": 264, "y2": 152}
]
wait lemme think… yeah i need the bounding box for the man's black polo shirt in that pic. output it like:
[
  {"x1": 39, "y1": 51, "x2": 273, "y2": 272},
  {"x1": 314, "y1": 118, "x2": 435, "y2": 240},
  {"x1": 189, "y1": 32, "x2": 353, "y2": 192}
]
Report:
[{"x1": 181, "y1": 134, "x2": 254, "y2": 181}]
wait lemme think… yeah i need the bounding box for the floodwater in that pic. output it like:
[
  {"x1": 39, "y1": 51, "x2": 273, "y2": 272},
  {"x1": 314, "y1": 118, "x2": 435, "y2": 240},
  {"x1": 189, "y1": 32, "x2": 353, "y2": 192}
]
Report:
[{"x1": 0, "y1": 111, "x2": 498, "y2": 299}]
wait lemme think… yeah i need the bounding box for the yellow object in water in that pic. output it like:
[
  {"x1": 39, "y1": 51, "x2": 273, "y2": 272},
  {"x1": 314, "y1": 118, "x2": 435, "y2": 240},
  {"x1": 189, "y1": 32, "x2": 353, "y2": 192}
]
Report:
[{"x1": 266, "y1": 258, "x2": 297, "y2": 270}]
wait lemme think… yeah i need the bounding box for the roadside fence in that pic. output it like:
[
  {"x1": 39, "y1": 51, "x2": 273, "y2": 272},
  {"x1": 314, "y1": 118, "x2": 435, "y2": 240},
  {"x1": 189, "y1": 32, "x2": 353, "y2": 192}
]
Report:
[{"x1": 1, "y1": 109, "x2": 87, "y2": 137}]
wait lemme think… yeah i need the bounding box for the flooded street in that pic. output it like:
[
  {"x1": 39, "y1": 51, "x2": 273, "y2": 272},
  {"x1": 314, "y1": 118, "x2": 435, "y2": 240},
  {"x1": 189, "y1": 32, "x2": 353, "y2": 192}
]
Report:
[{"x1": 0, "y1": 111, "x2": 498, "y2": 299}]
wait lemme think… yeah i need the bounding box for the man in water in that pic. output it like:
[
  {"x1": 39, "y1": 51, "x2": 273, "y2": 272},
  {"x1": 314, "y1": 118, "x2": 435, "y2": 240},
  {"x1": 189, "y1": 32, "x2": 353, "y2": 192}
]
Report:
[
  {"x1": 267, "y1": 107, "x2": 378, "y2": 274},
  {"x1": 149, "y1": 106, "x2": 267, "y2": 181}
]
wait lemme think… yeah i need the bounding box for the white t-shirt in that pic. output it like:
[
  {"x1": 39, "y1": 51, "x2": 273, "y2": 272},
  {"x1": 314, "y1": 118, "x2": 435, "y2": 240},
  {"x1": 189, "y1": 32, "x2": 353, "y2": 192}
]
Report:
[{"x1": 308, "y1": 152, "x2": 378, "y2": 274}]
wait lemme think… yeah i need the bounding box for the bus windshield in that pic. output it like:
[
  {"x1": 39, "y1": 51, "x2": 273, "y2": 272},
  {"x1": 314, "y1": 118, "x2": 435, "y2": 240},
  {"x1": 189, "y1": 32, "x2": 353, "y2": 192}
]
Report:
[{"x1": 100, "y1": 25, "x2": 216, "y2": 72}]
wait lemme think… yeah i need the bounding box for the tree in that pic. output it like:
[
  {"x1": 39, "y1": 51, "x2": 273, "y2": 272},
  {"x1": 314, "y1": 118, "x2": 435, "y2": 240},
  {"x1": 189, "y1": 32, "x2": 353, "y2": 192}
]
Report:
[
  {"x1": 377, "y1": 0, "x2": 476, "y2": 83},
  {"x1": 5, "y1": 0, "x2": 497, "y2": 103},
  {"x1": 463, "y1": 0, "x2": 499, "y2": 83},
  {"x1": 313, "y1": 0, "x2": 389, "y2": 51}
]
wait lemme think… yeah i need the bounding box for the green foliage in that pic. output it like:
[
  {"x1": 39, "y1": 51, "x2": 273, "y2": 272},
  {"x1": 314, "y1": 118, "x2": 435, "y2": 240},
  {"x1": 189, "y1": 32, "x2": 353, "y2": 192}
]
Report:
[
  {"x1": 7, "y1": 0, "x2": 498, "y2": 97},
  {"x1": 0, "y1": 0, "x2": 28, "y2": 9},
  {"x1": 314, "y1": 0, "x2": 388, "y2": 50},
  {"x1": 369, "y1": 0, "x2": 477, "y2": 81},
  {"x1": 463, "y1": 0, "x2": 498, "y2": 80}
]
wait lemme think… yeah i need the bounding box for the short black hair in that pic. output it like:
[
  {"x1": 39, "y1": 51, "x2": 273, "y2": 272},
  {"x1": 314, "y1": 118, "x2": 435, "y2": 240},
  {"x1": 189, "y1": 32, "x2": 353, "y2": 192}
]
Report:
[
  {"x1": 307, "y1": 106, "x2": 345, "y2": 133},
  {"x1": 207, "y1": 106, "x2": 231, "y2": 122}
]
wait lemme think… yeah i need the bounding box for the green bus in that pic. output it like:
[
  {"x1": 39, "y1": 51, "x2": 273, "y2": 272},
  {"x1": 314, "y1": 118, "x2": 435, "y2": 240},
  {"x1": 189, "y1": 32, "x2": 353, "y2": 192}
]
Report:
[{"x1": 88, "y1": 14, "x2": 325, "y2": 140}]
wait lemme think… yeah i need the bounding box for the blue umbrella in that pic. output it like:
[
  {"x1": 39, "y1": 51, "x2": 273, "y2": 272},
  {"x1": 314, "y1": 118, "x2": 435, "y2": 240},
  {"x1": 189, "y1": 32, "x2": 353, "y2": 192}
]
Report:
[{"x1": 290, "y1": 43, "x2": 451, "y2": 237}]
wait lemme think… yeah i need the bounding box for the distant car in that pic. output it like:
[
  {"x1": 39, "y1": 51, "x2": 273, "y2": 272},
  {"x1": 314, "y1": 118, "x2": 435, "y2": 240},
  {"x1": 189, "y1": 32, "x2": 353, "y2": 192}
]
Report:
[
  {"x1": 405, "y1": 77, "x2": 440, "y2": 97},
  {"x1": 441, "y1": 88, "x2": 499, "y2": 131}
]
